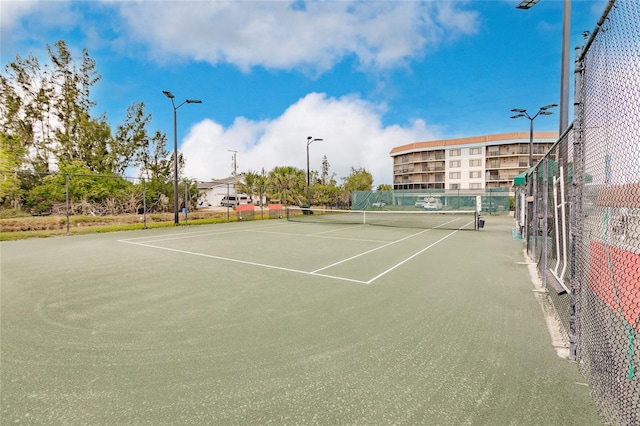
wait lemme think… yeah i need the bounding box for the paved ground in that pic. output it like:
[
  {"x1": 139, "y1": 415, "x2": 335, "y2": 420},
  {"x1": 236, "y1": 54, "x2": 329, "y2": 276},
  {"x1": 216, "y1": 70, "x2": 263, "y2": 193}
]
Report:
[{"x1": 1, "y1": 215, "x2": 602, "y2": 424}]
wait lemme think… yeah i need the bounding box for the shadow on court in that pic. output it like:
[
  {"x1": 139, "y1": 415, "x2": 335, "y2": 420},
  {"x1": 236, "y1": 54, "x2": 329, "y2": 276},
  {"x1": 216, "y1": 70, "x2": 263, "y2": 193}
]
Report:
[{"x1": 1, "y1": 215, "x2": 601, "y2": 424}]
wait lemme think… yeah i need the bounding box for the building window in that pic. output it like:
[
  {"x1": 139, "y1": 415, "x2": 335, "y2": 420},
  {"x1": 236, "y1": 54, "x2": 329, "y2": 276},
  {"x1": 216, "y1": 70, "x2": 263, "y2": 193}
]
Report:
[
  {"x1": 470, "y1": 183, "x2": 482, "y2": 189},
  {"x1": 449, "y1": 160, "x2": 461, "y2": 168},
  {"x1": 449, "y1": 148, "x2": 461, "y2": 157},
  {"x1": 470, "y1": 147, "x2": 481, "y2": 155},
  {"x1": 469, "y1": 159, "x2": 482, "y2": 167},
  {"x1": 469, "y1": 171, "x2": 482, "y2": 179},
  {"x1": 449, "y1": 172, "x2": 461, "y2": 179},
  {"x1": 487, "y1": 146, "x2": 499, "y2": 156},
  {"x1": 450, "y1": 183, "x2": 460, "y2": 190},
  {"x1": 534, "y1": 144, "x2": 551, "y2": 154}
]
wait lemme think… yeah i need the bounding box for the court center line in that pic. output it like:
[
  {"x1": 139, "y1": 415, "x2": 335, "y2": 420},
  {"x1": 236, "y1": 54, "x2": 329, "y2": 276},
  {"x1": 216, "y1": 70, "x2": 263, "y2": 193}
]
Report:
[
  {"x1": 365, "y1": 227, "x2": 464, "y2": 284},
  {"x1": 311, "y1": 227, "x2": 433, "y2": 273},
  {"x1": 118, "y1": 239, "x2": 368, "y2": 284}
]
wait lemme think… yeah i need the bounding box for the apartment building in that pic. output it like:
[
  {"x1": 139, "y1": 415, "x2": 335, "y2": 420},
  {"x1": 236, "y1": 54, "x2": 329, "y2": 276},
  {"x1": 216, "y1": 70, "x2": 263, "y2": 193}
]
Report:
[{"x1": 390, "y1": 132, "x2": 558, "y2": 191}]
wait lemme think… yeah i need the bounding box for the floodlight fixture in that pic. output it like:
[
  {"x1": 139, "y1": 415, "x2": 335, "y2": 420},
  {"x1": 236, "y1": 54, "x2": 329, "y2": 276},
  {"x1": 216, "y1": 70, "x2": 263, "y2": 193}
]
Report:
[
  {"x1": 516, "y1": 0, "x2": 541, "y2": 10},
  {"x1": 163, "y1": 91, "x2": 175, "y2": 99},
  {"x1": 510, "y1": 103, "x2": 556, "y2": 167}
]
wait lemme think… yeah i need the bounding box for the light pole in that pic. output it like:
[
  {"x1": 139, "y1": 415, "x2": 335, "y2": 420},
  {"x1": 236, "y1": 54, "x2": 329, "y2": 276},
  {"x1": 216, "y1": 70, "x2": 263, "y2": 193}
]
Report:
[
  {"x1": 306, "y1": 136, "x2": 323, "y2": 207},
  {"x1": 163, "y1": 91, "x2": 202, "y2": 225},
  {"x1": 516, "y1": 0, "x2": 571, "y2": 134},
  {"x1": 510, "y1": 104, "x2": 557, "y2": 167}
]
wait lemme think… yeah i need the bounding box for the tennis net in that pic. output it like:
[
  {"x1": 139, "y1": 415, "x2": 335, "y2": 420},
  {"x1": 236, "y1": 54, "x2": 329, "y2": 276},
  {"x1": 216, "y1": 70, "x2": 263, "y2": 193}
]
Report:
[{"x1": 285, "y1": 207, "x2": 482, "y2": 230}]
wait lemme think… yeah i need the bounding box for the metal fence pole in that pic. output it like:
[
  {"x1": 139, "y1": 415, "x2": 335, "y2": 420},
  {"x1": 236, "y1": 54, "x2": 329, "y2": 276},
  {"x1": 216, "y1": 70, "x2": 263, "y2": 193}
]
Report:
[
  {"x1": 184, "y1": 179, "x2": 188, "y2": 225},
  {"x1": 541, "y1": 158, "x2": 549, "y2": 289},
  {"x1": 531, "y1": 170, "x2": 538, "y2": 261},
  {"x1": 569, "y1": 43, "x2": 585, "y2": 362},
  {"x1": 143, "y1": 178, "x2": 147, "y2": 230},
  {"x1": 65, "y1": 174, "x2": 70, "y2": 235}
]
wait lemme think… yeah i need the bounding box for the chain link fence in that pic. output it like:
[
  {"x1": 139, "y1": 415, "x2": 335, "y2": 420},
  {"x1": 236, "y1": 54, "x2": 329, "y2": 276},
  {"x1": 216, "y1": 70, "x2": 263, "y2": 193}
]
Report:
[
  {"x1": 518, "y1": 1, "x2": 639, "y2": 423},
  {"x1": 351, "y1": 188, "x2": 511, "y2": 214},
  {"x1": 0, "y1": 170, "x2": 205, "y2": 231},
  {"x1": 0, "y1": 170, "x2": 185, "y2": 214}
]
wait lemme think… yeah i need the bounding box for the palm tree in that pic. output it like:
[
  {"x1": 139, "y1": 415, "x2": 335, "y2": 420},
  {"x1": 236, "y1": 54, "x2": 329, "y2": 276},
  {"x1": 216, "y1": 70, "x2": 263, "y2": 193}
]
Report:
[
  {"x1": 236, "y1": 171, "x2": 256, "y2": 203},
  {"x1": 266, "y1": 166, "x2": 305, "y2": 205},
  {"x1": 237, "y1": 169, "x2": 267, "y2": 205}
]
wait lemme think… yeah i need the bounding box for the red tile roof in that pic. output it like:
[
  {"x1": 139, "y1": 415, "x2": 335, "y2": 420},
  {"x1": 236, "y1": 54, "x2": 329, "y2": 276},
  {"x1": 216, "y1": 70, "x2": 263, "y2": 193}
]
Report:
[{"x1": 389, "y1": 132, "x2": 558, "y2": 155}]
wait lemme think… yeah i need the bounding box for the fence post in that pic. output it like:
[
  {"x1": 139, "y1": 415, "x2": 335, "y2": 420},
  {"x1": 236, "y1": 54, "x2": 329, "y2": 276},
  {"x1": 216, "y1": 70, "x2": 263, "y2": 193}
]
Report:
[
  {"x1": 531, "y1": 170, "x2": 538, "y2": 261},
  {"x1": 184, "y1": 179, "x2": 189, "y2": 225},
  {"x1": 143, "y1": 178, "x2": 147, "y2": 230},
  {"x1": 569, "y1": 44, "x2": 585, "y2": 362},
  {"x1": 65, "y1": 174, "x2": 70, "y2": 235},
  {"x1": 541, "y1": 158, "x2": 548, "y2": 289}
]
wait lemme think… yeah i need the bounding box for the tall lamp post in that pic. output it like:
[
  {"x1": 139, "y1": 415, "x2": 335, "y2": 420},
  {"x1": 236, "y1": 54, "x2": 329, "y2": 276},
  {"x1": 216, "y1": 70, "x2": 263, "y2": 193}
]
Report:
[
  {"x1": 516, "y1": 0, "x2": 570, "y2": 134},
  {"x1": 306, "y1": 136, "x2": 323, "y2": 207},
  {"x1": 510, "y1": 104, "x2": 557, "y2": 167},
  {"x1": 163, "y1": 91, "x2": 202, "y2": 225}
]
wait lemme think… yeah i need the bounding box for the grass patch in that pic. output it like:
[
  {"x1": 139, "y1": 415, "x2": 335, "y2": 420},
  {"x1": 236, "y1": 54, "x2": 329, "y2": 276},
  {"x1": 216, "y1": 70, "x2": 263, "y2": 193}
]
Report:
[{"x1": 0, "y1": 209, "x2": 278, "y2": 241}]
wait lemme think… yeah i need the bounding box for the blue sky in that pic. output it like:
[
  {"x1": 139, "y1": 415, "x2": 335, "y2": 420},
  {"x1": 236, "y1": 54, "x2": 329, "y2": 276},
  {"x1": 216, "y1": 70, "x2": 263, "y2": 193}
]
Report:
[{"x1": 1, "y1": 0, "x2": 608, "y2": 186}]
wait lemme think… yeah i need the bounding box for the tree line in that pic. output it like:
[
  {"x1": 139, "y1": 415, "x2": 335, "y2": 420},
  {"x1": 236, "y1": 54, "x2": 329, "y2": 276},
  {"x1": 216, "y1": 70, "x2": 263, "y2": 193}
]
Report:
[{"x1": 0, "y1": 40, "x2": 386, "y2": 216}]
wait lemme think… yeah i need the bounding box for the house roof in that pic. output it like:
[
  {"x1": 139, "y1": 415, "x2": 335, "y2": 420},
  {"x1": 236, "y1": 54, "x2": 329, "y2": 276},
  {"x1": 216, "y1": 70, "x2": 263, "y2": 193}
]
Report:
[
  {"x1": 389, "y1": 132, "x2": 558, "y2": 156},
  {"x1": 196, "y1": 175, "x2": 244, "y2": 190}
]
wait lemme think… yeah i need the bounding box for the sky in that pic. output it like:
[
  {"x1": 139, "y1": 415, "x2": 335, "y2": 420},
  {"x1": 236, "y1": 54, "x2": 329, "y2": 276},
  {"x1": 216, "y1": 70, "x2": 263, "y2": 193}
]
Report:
[{"x1": 1, "y1": 0, "x2": 609, "y2": 186}]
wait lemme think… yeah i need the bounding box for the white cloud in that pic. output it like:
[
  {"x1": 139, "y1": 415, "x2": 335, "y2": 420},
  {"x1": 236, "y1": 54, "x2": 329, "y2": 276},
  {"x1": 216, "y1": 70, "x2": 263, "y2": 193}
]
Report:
[
  {"x1": 112, "y1": 1, "x2": 479, "y2": 72},
  {"x1": 181, "y1": 93, "x2": 438, "y2": 186},
  {"x1": 0, "y1": 0, "x2": 39, "y2": 32}
]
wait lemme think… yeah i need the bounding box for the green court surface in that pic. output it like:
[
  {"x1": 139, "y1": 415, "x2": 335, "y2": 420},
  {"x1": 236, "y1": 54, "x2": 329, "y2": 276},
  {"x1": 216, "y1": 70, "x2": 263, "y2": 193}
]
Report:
[{"x1": 1, "y1": 216, "x2": 601, "y2": 424}]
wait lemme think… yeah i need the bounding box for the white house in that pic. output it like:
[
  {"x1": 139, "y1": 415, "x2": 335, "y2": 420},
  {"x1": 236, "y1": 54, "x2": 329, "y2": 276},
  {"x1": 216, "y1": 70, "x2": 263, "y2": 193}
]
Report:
[{"x1": 196, "y1": 176, "x2": 245, "y2": 208}]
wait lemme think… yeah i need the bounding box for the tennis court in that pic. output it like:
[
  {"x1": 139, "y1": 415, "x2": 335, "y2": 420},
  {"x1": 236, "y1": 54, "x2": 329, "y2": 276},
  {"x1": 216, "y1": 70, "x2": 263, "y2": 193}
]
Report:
[{"x1": 1, "y1": 215, "x2": 601, "y2": 424}]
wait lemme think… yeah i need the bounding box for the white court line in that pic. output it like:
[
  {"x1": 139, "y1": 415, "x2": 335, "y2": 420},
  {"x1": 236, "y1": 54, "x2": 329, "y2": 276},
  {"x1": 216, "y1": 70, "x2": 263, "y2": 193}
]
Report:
[
  {"x1": 307, "y1": 225, "x2": 364, "y2": 236},
  {"x1": 118, "y1": 221, "x2": 469, "y2": 285},
  {"x1": 118, "y1": 239, "x2": 368, "y2": 284},
  {"x1": 365, "y1": 228, "x2": 461, "y2": 284},
  {"x1": 311, "y1": 227, "x2": 433, "y2": 273},
  {"x1": 118, "y1": 222, "x2": 290, "y2": 244},
  {"x1": 119, "y1": 229, "x2": 227, "y2": 241},
  {"x1": 249, "y1": 229, "x2": 388, "y2": 244}
]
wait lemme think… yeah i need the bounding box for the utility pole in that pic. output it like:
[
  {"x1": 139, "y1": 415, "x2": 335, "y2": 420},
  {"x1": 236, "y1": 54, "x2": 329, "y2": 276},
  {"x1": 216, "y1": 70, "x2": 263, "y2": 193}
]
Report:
[{"x1": 228, "y1": 150, "x2": 238, "y2": 176}]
